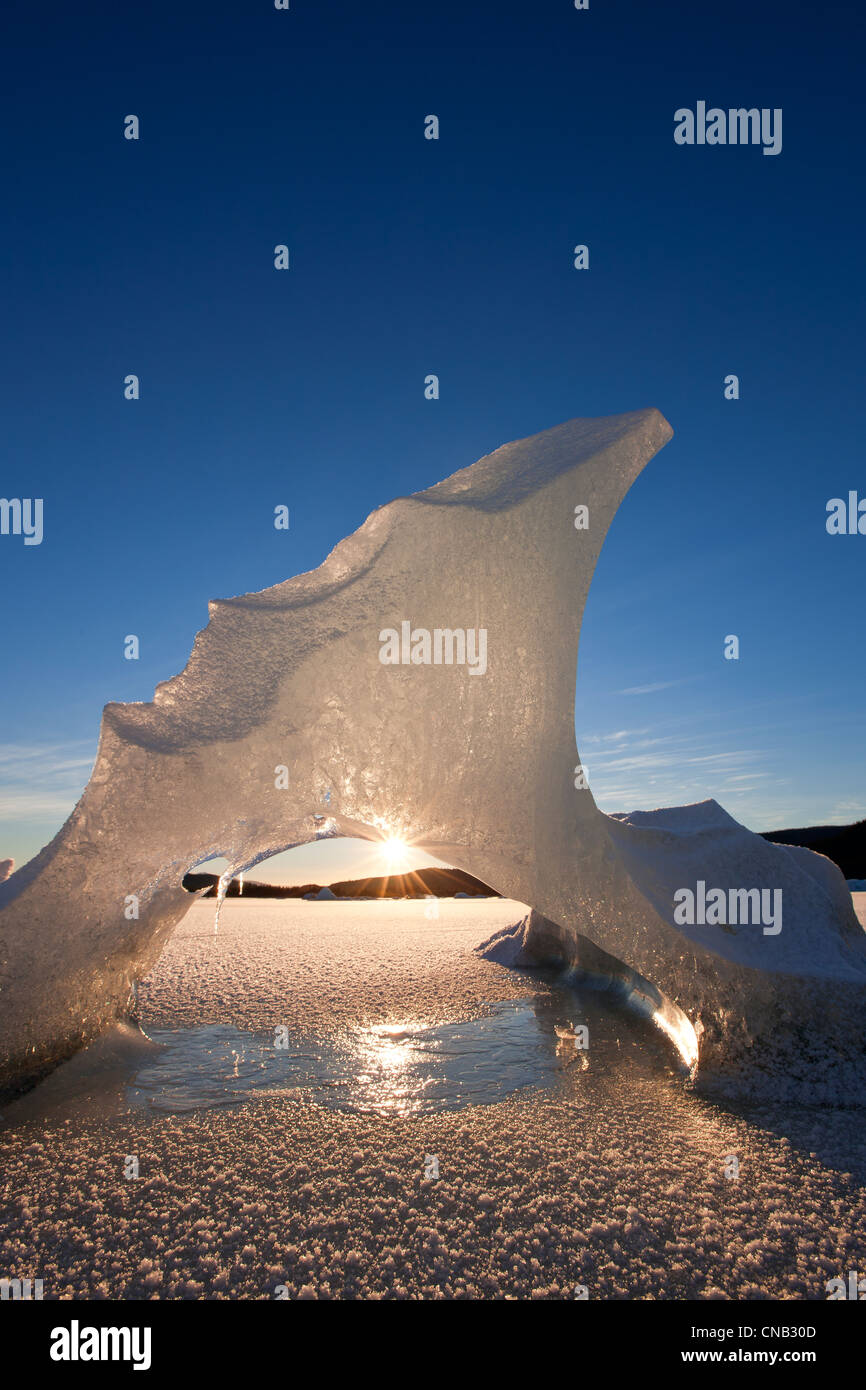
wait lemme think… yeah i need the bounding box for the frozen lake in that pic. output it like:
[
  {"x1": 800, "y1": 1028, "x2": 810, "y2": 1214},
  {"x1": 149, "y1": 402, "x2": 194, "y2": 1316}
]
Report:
[
  {"x1": 2, "y1": 898, "x2": 865, "y2": 1300},
  {"x1": 126, "y1": 986, "x2": 670, "y2": 1117},
  {"x1": 2, "y1": 899, "x2": 676, "y2": 1123}
]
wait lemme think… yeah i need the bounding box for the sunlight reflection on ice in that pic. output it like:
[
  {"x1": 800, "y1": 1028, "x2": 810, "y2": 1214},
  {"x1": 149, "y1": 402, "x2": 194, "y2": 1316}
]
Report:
[{"x1": 122, "y1": 986, "x2": 677, "y2": 1118}]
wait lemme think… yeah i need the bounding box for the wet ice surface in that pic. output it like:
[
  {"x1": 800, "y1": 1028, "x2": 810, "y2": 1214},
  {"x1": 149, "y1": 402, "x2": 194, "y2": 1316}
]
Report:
[
  {"x1": 129, "y1": 1008, "x2": 557, "y2": 1116},
  {"x1": 1, "y1": 985, "x2": 674, "y2": 1126},
  {"x1": 127, "y1": 988, "x2": 670, "y2": 1117}
]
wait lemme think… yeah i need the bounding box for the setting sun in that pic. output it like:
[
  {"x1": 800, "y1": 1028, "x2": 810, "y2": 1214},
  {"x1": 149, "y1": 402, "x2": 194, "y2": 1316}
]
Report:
[{"x1": 381, "y1": 836, "x2": 410, "y2": 873}]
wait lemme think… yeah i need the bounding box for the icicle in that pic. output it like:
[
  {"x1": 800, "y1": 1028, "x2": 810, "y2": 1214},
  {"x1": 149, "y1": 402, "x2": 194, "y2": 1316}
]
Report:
[{"x1": 213, "y1": 868, "x2": 235, "y2": 935}]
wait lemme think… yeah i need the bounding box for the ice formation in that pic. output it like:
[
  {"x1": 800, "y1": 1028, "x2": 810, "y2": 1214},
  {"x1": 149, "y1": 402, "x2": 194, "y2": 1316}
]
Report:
[{"x1": 1, "y1": 408, "x2": 864, "y2": 1100}]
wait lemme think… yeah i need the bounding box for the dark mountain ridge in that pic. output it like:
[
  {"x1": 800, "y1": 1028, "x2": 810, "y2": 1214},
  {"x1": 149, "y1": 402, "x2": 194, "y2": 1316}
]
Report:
[
  {"x1": 760, "y1": 819, "x2": 865, "y2": 879},
  {"x1": 182, "y1": 865, "x2": 498, "y2": 899}
]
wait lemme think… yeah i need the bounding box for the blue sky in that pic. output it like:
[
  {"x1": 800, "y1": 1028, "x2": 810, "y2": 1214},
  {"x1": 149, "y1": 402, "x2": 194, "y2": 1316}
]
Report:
[{"x1": 2, "y1": 0, "x2": 864, "y2": 878}]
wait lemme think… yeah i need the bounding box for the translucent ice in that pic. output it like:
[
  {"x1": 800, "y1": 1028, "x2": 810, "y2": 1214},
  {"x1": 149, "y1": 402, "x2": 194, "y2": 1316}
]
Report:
[{"x1": 1, "y1": 409, "x2": 864, "y2": 1100}]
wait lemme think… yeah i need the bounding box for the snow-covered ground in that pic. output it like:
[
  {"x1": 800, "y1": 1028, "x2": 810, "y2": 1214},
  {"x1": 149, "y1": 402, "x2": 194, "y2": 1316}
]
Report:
[
  {"x1": 138, "y1": 898, "x2": 532, "y2": 1034},
  {"x1": 1, "y1": 899, "x2": 865, "y2": 1300}
]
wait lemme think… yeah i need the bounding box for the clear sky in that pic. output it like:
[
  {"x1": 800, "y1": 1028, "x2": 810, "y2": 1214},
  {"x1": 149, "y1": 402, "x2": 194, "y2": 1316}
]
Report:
[{"x1": 2, "y1": 0, "x2": 864, "y2": 879}]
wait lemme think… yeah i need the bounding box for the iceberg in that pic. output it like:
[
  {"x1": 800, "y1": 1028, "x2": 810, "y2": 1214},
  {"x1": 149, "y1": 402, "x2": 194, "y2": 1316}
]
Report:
[{"x1": 1, "y1": 408, "x2": 864, "y2": 1100}]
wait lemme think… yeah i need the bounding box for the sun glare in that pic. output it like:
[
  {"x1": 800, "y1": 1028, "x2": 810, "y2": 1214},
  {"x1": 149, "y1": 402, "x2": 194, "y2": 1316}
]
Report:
[{"x1": 381, "y1": 836, "x2": 410, "y2": 872}]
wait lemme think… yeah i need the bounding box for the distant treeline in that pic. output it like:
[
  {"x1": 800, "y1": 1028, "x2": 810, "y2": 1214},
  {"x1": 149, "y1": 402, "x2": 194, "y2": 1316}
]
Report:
[
  {"x1": 761, "y1": 819, "x2": 866, "y2": 879},
  {"x1": 182, "y1": 865, "x2": 499, "y2": 899}
]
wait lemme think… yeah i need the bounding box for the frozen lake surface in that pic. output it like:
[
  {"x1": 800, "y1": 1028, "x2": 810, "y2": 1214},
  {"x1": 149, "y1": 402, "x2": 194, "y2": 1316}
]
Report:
[
  {"x1": 3, "y1": 898, "x2": 676, "y2": 1122},
  {"x1": 127, "y1": 988, "x2": 666, "y2": 1116},
  {"x1": 2, "y1": 899, "x2": 865, "y2": 1300},
  {"x1": 129, "y1": 1004, "x2": 575, "y2": 1115}
]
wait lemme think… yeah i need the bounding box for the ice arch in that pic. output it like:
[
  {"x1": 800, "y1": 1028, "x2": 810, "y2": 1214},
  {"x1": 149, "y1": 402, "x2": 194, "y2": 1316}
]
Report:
[{"x1": 1, "y1": 409, "x2": 865, "y2": 1101}]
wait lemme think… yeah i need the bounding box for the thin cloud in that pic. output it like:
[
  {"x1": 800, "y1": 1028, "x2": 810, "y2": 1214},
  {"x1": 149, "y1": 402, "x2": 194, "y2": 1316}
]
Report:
[
  {"x1": 618, "y1": 680, "x2": 683, "y2": 696},
  {"x1": 0, "y1": 740, "x2": 95, "y2": 829},
  {"x1": 582, "y1": 729, "x2": 651, "y2": 745}
]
